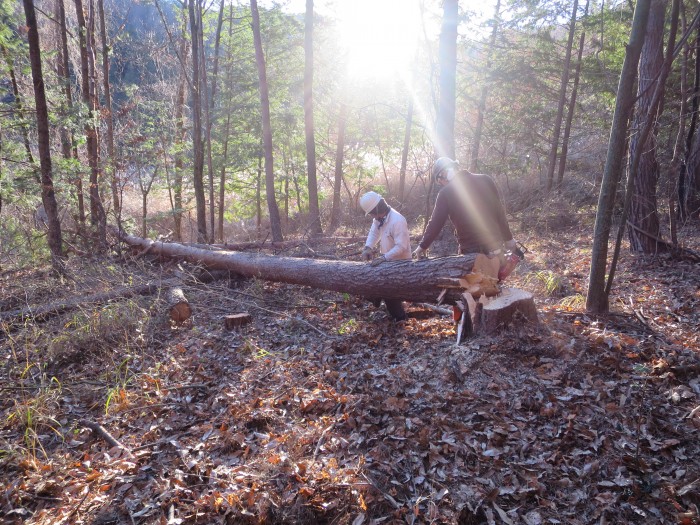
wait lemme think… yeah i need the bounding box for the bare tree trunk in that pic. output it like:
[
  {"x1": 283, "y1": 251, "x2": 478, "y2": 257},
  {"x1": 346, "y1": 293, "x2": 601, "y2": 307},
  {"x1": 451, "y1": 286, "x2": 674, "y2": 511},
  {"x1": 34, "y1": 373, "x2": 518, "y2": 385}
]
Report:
[
  {"x1": 470, "y1": 0, "x2": 500, "y2": 172},
  {"x1": 557, "y1": 0, "x2": 590, "y2": 185},
  {"x1": 75, "y1": 0, "x2": 107, "y2": 251},
  {"x1": 435, "y1": 0, "x2": 458, "y2": 159},
  {"x1": 256, "y1": 152, "x2": 262, "y2": 233},
  {"x1": 172, "y1": 32, "x2": 189, "y2": 242},
  {"x1": 1, "y1": 47, "x2": 35, "y2": 170},
  {"x1": 251, "y1": 0, "x2": 283, "y2": 241},
  {"x1": 398, "y1": 98, "x2": 413, "y2": 206},
  {"x1": 327, "y1": 102, "x2": 347, "y2": 234},
  {"x1": 56, "y1": 0, "x2": 85, "y2": 227},
  {"x1": 304, "y1": 0, "x2": 322, "y2": 236},
  {"x1": 546, "y1": 0, "x2": 579, "y2": 191},
  {"x1": 679, "y1": 28, "x2": 700, "y2": 221},
  {"x1": 587, "y1": 0, "x2": 651, "y2": 313},
  {"x1": 98, "y1": 0, "x2": 119, "y2": 216},
  {"x1": 188, "y1": 0, "x2": 207, "y2": 242},
  {"x1": 22, "y1": 0, "x2": 64, "y2": 272},
  {"x1": 627, "y1": 0, "x2": 668, "y2": 253}
]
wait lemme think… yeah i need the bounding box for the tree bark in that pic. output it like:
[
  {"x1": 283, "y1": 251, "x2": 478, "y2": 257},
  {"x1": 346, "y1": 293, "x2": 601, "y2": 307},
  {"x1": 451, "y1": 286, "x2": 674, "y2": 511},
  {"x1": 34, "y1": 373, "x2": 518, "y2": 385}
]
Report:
[
  {"x1": 627, "y1": 0, "x2": 668, "y2": 253},
  {"x1": 75, "y1": 0, "x2": 107, "y2": 250},
  {"x1": 117, "y1": 231, "x2": 502, "y2": 304},
  {"x1": 56, "y1": 0, "x2": 85, "y2": 226},
  {"x1": 327, "y1": 102, "x2": 347, "y2": 234},
  {"x1": 557, "y1": 0, "x2": 590, "y2": 185},
  {"x1": 304, "y1": 0, "x2": 322, "y2": 236},
  {"x1": 586, "y1": 0, "x2": 651, "y2": 313},
  {"x1": 188, "y1": 0, "x2": 207, "y2": 242},
  {"x1": 435, "y1": 0, "x2": 458, "y2": 159},
  {"x1": 98, "y1": 0, "x2": 119, "y2": 216},
  {"x1": 22, "y1": 0, "x2": 64, "y2": 273},
  {"x1": 546, "y1": 0, "x2": 579, "y2": 191},
  {"x1": 399, "y1": 98, "x2": 413, "y2": 205},
  {"x1": 470, "y1": 0, "x2": 500, "y2": 172},
  {"x1": 251, "y1": 0, "x2": 283, "y2": 242}
]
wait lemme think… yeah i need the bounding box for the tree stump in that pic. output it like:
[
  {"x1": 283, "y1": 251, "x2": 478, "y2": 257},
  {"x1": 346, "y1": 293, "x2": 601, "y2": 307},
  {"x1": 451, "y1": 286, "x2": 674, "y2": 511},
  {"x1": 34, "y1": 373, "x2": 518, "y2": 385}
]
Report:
[
  {"x1": 167, "y1": 288, "x2": 192, "y2": 324},
  {"x1": 477, "y1": 287, "x2": 538, "y2": 334},
  {"x1": 224, "y1": 313, "x2": 252, "y2": 330}
]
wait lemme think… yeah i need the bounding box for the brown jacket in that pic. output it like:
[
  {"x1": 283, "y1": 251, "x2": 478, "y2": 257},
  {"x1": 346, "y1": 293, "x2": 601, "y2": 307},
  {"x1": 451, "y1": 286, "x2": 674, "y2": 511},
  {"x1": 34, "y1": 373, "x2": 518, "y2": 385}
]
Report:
[{"x1": 418, "y1": 170, "x2": 513, "y2": 254}]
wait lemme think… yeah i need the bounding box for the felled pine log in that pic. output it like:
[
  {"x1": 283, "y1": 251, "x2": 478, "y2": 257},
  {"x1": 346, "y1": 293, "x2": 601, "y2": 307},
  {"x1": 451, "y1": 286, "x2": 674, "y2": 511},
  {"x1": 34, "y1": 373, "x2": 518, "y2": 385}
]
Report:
[
  {"x1": 117, "y1": 231, "x2": 501, "y2": 304},
  {"x1": 166, "y1": 287, "x2": 192, "y2": 324}
]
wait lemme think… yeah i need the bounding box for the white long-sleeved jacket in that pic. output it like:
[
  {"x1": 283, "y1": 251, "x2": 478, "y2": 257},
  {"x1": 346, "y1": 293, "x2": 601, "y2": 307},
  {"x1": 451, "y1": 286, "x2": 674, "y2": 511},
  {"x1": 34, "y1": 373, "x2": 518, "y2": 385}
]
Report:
[{"x1": 364, "y1": 208, "x2": 412, "y2": 261}]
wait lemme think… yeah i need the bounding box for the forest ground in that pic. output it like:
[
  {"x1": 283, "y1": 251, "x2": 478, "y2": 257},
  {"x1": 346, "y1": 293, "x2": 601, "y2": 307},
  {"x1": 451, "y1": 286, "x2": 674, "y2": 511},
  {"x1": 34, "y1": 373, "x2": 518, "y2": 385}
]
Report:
[{"x1": 1, "y1": 200, "x2": 699, "y2": 525}]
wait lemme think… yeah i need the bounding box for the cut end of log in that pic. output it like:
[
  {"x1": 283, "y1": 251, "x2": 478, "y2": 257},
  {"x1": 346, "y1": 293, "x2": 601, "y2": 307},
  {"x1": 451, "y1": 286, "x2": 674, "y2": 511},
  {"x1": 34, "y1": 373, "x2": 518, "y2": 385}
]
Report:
[
  {"x1": 167, "y1": 288, "x2": 192, "y2": 325},
  {"x1": 225, "y1": 313, "x2": 252, "y2": 330}
]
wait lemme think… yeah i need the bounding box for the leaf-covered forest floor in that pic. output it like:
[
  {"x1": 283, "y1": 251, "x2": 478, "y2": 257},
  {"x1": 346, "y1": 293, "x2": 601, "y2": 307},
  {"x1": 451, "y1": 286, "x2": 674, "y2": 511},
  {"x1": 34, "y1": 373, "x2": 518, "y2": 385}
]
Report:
[{"x1": 1, "y1": 206, "x2": 699, "y2": 525}]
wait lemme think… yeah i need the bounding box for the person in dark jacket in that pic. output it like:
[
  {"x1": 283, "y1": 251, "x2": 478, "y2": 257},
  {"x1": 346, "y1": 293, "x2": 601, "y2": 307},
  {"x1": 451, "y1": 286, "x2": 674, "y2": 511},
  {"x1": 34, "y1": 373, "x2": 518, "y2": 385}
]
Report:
[{"x1": 413, "y1": 157, "x2": 518, "y2": 258}]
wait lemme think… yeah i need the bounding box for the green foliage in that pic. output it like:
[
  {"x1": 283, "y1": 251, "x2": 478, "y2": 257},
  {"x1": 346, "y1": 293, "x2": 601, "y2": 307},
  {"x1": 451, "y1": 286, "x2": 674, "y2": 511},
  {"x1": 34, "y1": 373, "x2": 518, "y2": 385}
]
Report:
[{"x1": 524, "y1": 269, "x2": 567, "y2": 296}]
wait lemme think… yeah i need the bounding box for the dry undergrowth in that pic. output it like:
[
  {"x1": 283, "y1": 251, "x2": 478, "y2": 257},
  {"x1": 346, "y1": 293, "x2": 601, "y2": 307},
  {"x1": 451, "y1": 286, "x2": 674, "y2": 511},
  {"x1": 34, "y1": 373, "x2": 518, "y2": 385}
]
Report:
[{"x1": 0, "y1": 218, "x2": 699, "y2": 525}]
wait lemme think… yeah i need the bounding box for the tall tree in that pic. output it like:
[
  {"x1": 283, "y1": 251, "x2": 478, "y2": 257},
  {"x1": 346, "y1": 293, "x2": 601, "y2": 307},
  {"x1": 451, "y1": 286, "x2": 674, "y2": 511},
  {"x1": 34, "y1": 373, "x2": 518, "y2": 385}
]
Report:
[
  {"x1": 22, "y1": 0, "x2": 64, "y2": 272},
  {"x1": 327, "y1": 101, "x2": 347, "y2": 234},
  {"x1": 627, "y1": 0, "x2": 668, "y2": 253},
  {"x1": 188, "y1": 0, "x2": 207, "y2": 242},
  {"x1": 75, "y1": 0, "x2": 107, "y2": 249},
  {"x1": 546, "y1": 0, "x2": 579, "y2": 191},
  {"x1": 304, "y1": 0, "x2": 322, "y2": 236},
  {"x1": 55, "y1": 0, "x2": 85, "y2": 226},
  {"x1": 557, "y1": 0, "x2": 591, "y2": 185},
  {"x1": 251, "y1": 0, "x2": 283, "y2": 241},
  {"x1": 435, "y1": 0, "x2": 458, "y2": 159},
  {"x1": 470, "y1": 0, "x2": 500, "y2": 172},
  {"x1": 587, "y1": 0, "x2": 652, "y2": 313},
  {"x1": 98, "y1": 0, "x2": 119, "y2": 216}
]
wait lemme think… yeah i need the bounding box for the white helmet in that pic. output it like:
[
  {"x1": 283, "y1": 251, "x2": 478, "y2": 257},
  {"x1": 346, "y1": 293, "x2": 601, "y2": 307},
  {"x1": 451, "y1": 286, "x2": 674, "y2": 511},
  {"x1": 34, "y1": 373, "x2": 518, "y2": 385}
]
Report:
[{"x1": 359, "y1": 191, "x2": 382, "y2": 215}]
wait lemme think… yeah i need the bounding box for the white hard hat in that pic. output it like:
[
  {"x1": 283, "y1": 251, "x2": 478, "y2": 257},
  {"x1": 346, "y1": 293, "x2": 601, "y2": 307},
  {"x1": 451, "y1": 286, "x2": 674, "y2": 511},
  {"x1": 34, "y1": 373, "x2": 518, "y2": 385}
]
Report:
[{"x1": 359, "y1": 191, "x2": 382, "y2": 215}]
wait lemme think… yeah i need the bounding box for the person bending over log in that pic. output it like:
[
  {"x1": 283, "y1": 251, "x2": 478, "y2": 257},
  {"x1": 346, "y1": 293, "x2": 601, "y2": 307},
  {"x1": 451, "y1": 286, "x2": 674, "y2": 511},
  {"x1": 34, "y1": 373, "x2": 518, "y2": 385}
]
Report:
[
  {"x1": 412, "y1": 157, "x2": 523, "y2": 279},
  {"x1": 359, "y1": 191, "x2": 412, "y2": 321}
]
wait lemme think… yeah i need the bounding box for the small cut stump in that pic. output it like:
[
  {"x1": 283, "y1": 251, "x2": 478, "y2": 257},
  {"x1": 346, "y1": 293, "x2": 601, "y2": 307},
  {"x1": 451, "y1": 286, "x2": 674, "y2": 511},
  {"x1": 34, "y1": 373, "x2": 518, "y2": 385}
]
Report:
[
  {"x1": 457, "y1": 287, "x2": 538, "y2": 341},
  {"x1": 167, "y1": 288, "x2": 192, "y2": 324},
  {"x1": 225, "y1": 313, "x2": 252, "y2": 330},
  {"x1": 476, "y1": 287, "x2": 538, "y2": 334}
]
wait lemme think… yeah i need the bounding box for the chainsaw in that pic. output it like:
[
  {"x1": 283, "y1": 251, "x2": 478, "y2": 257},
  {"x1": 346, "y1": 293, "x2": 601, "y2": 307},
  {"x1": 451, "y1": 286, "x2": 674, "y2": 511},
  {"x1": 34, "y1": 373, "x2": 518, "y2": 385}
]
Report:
[{"x1": 498, "y1": 242, "x2": 526, "y2": 281}]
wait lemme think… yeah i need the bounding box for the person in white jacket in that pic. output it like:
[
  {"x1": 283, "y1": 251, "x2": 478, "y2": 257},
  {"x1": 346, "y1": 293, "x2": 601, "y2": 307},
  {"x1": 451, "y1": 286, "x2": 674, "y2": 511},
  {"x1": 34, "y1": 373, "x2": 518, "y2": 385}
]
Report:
[{"x1": 359, "y1": 191, "x2": 412, "y2": 321}]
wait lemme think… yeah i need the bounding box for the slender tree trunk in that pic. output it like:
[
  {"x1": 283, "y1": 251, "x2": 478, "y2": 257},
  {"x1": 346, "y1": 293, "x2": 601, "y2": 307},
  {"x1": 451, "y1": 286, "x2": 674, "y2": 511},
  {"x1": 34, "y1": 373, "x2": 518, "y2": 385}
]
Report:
[
  {"x1": 75, "y1": 0, "x2": 107, "y2": 250},
  {"x1": 188, "y1": 0, "x2": 207, "y2": 242},
  {"x1": 256, "y1": 152, "x2": 263, "y2": 234},
  {"x1": 470, "y1": 0, "x2": 500, "y2": 172},
  {"x1": 251, "y1": 0, "x2": 283, "y2": 241},
  {"x1": 98, "y1": 0, "x2": 118, "y2": 216},
  {"x1": 557, "y1": 0, "x2": 590, "y2": 185},
  {"x1": 586, "y1": 0, "x2": 651, "y2": 313},
  {"x1": 435, "y1": 0, "x2": 458, "y2": 159},
  {"x1": 398, "y1": 98, "x2": 414, "y2": 205},
  {"x1": 304, "y1": 0, "x2": 322, "y2": 235},
  {"x1": 172, "y1": 32, "x2": 189, "y2": 242},
  {"x1": 627, "y1": 0, "x2": 668, "y2": 253},
  {"x1": 680, "y1": 28, "x2": 700, "y2": 221},
  {"x1": 56, "y1": 0, "x2": 85, "y2": 226},
  {"x1": 546, "y1": 0, "x2": 579, "y2": 191},
  {"x1": 328, "y1": 102, "x2": 347, "y2": 234},
  {"x1": 22, "y1": 0, "x2": 64, "y2": 272},
  {"x1": 1, "y1": 47, "x2": 35, "y2": 170}
]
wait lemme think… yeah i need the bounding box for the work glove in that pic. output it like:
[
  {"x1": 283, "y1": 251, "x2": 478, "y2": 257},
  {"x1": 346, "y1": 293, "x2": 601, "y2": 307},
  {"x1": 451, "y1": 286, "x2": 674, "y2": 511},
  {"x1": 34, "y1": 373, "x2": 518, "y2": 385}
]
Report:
[
  {"x1": 412, "y1": 246, "x2": 427, "y2": 259},
  {"x1": 361, "y1": 246, "x2": 373, "y2": 261},
  {"x1": 504, "y1": 239, "x2": 517, "y2": 252},
  {"x1": 370, "y1": 255, "x2": 386, "y2": 267}
]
